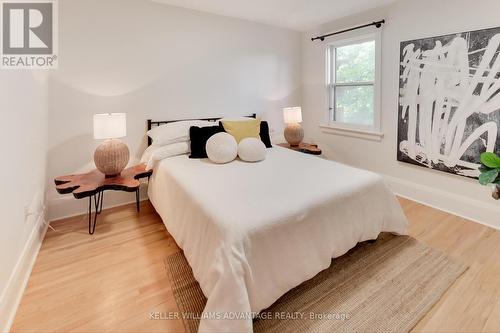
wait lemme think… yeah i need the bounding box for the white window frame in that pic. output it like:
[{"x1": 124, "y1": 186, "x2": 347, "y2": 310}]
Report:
[{"x1": 320, "y1": 30, "x2": 383, "y2": 141}]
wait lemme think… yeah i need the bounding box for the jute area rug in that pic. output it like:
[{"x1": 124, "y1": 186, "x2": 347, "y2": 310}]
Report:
[{"x1": 165, "y1": 233, "x2": 467, "y2": 333}]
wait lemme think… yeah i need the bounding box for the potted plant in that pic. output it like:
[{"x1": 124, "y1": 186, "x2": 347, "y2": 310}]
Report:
[{"x1": 479, "y1": 152, "x2": 500, "y2": 200}]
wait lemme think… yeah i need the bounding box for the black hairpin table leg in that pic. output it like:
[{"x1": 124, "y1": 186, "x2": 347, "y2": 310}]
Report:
[
  {"x1": 97, "y1": 190, "x2": 104, "y2": 214},
  {"x1": 136, "y1": 188, "x2": 140, "y2": 212},
  {"x1": 88, "y1": 191, "x2": 103, "y2": 235}
]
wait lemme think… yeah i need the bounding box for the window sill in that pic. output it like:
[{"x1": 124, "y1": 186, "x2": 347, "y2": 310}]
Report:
[{"x1": 319, "y1": 124, "x2": 384, "y2": 142}]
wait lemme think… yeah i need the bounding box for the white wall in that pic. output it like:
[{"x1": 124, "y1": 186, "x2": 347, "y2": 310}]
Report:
[
  {"x1": 48, "y1": 0, "x2": 302, "y2": 220},
  {"x1": 302, "y1": 0, "x2": 500, "y2": 229},
  {"x1": 0, "y1": 70, "x2": 49, "y2": 330}
]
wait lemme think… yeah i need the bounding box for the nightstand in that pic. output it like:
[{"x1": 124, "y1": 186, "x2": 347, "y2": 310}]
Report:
[
  {"x1": 278, "y1": 142, "x2": 322, "y2": 155},
  {"x1": 54, "y1": 164, "x2": 153, "y2": 234}
]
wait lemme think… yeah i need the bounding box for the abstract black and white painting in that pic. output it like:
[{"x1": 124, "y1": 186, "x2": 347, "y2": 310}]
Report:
[{"x1": 398, "y1": 27, "x2": 500, "y2": 178}]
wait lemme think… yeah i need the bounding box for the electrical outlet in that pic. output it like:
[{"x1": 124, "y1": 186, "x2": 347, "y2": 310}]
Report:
[{"x1": 24, "y1": 190, "x2": 46, "y2": 223}]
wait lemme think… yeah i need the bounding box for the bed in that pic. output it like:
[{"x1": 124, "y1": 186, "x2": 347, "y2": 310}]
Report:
[{"x1": 146, "y1": 118, "x2": 408, "y2": 332}]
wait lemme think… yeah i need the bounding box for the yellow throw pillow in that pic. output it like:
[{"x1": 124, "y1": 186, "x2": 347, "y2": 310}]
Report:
[{"x1": 221, "y1": 118, "x2": 261, "y2": 143}]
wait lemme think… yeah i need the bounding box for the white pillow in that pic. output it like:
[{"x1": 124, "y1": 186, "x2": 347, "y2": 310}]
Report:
[
  {"x1": 147, "y1": 120, "x2": 215, "y2": 146},
  {"x1": 206, "y1": 132, "x2": 237, "y2": 164},
  {"x1": 142, "y1": 142, "x2": 190, "y2": 169},
  {"x1": 140, "y1": 144, "x2": 159, "y2": 164},
  {"x1": 238, "y1": 138, "x2": 266, "y2": 162}
]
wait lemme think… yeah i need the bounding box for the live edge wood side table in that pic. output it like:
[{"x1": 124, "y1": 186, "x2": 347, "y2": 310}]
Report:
[
  {"x1": 278, "y1": 142, "x2": 322, "y2": 155},
  {"x1": 54, "y1": 164, "x2": 153, "y2": 234}
]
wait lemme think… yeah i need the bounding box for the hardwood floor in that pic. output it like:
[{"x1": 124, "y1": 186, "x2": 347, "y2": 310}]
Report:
[{"x1": 11, "y1": 198, "x2": 500, "y2": 332}]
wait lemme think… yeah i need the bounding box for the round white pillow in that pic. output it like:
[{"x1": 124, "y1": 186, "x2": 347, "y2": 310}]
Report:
[
  {"x1": 206, "y1": 132, "x2": 238, "y2": 164},
  {"x1": 238, "y1": 138, "x2": 266, "y2": 162}
]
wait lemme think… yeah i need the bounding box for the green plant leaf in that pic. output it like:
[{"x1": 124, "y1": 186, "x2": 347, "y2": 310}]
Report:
[
  {"x1": 480, "y1": 152, "x2": 500, "y2": 168},
  {"x1": 479, "y1": 168, "x2": 499, "y2": 185}
]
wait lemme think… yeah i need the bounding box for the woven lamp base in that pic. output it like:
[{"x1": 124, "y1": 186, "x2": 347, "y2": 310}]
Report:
[
  {"x1": 94, "y1": 139, "x2": 130, "y2": 177},
  {"x1": 284, "y1": 123, "x2": 304, "y2": 147}
]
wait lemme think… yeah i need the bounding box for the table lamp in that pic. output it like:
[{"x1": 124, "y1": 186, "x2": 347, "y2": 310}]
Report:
[
  {"x1": 283, "y1": 106, "x2": 304, "y2": 147},
  {"x1": 93, "y1": 113, "x2": 129, "y2": 177}
]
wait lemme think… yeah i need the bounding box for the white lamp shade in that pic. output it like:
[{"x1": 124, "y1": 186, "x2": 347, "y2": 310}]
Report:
[
  {"x1": 93, "y1": 113, "x2": 127, "y2": 139},
  {"x1": 283, "y1": 107, "x2": 302, "y2": 124}
]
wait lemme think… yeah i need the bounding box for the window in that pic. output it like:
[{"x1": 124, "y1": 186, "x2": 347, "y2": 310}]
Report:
[{"x1": 324, "y1": 32, "x2": 382, "y2": 140}]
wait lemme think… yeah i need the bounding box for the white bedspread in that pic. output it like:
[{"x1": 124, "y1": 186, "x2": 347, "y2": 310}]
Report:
[{"x1": 148, "y1": 146, "x2": 408, "y2": 332}]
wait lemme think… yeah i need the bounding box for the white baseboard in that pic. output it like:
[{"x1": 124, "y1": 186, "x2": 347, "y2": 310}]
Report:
[
  {"x1": 49, "y1": 197, "x2": 150, "y2": 223},
  {"x1": 48, "y1": 183, "x2": 149, "y2": 221},
  {"x1": 384, "y1": 174, "x2": 500, "y2": 231},
  {"x1": 0, "y1": 214, "x2": 48, "y2": 332}
]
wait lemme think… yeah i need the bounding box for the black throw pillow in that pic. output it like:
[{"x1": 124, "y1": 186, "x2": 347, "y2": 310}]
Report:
[
  {"x1": 260, "y1": 121, "x2": 272, "y2": 148},
  {"x1": 189, "y1": 125, "x2": 225, "y2": 158}
]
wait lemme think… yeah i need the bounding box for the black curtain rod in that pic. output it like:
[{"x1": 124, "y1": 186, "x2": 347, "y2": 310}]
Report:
[{"x1": 311, "y1": 19, "x2": 385, "y2": 41}]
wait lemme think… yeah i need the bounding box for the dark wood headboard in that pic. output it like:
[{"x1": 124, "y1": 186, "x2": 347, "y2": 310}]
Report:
[{"x1": 146, "y1": 113, "x2": 256, "y2": 146}]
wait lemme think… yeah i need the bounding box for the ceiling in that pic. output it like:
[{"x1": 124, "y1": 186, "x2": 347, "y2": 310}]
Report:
[{"x1": 152, "y1": 0, "x2": 399, "y2": 31}]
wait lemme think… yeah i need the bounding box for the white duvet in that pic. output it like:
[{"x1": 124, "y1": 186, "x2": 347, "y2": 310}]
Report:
[{"x1": 148, "y1": 146, "x2": 408, "y2": 332}]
